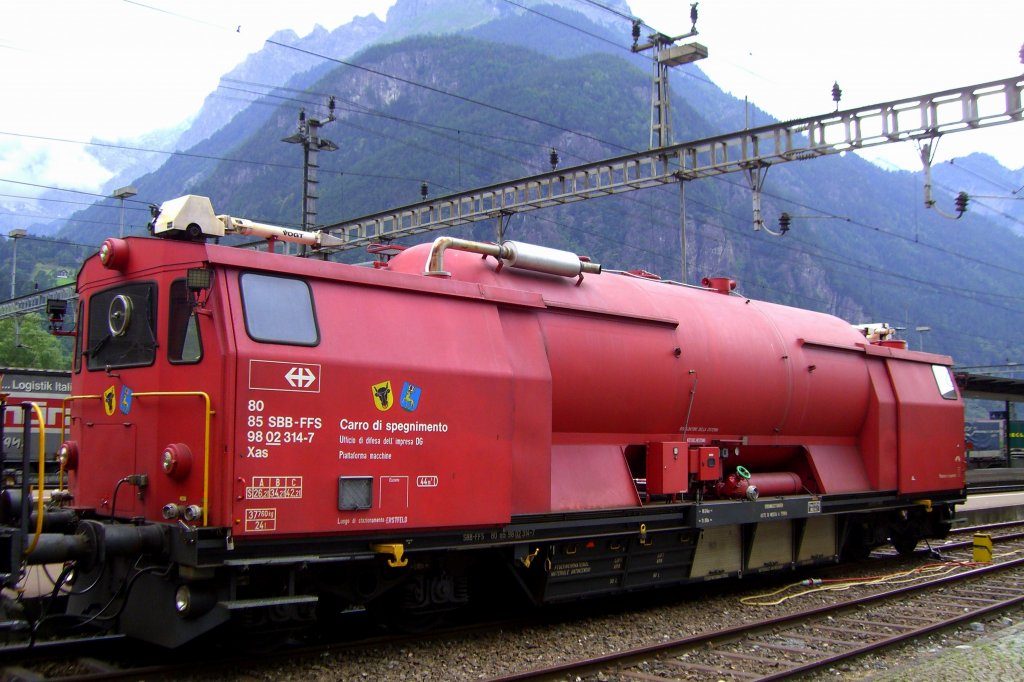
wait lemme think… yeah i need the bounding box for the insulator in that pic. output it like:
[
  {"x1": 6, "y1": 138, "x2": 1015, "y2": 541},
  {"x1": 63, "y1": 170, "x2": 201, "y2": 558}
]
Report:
[
  {"x1": 299, "y1": 110, "x2": 306, "y2": 122},
  {"x1": 631, "y1": 19, "x2": 641, "y2": 43},
  {"x1": 955, "y1": 191, "x2": 969, "y2": 213},
  {"x1": 420, "y1": 182, "x2": 428, "y2": 200},
  {"x1": 328, "y1": 96, "x2": 336, "y2": 113},
  {"x1": 690, "y1": 2, "x2": 698, "y2": 27},
  {"x1": 549, "y1": 148, "x2": 559, "y2": 170},
  {"x1": 831, "y1": 81, "x2": 842, "y2": 104},
  {"x1": 778, "y1": 212, "x2": 791, "y2": 234}
]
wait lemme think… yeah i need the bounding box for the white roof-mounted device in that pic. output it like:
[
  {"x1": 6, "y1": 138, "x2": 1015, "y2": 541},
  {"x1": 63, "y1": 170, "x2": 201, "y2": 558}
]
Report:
[{"x1": 151, "y1": 194, "x2": 345, "y2": 248}]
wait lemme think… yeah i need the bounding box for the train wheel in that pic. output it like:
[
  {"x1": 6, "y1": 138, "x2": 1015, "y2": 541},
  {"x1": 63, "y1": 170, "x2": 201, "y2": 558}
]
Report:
[
  {"x1": 889, "y1": 529, "x2": 920, "y2": 556},
  {"x1": 366, "y1": 571, "x2": 468, "y2": 633},
  {"x1": 840, "y1": 519, "x2": 873, "y2": 561}
]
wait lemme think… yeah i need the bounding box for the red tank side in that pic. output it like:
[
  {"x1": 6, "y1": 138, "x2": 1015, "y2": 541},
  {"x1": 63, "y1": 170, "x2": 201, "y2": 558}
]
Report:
[{"x1": 388, "y1": 244, "x2": 964, "y2": 504}]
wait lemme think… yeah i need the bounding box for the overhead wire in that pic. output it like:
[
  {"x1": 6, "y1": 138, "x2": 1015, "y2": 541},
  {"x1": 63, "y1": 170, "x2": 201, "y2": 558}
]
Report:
[
  {"x1": 930, "y1": 180, "x2": 1024, "y2": 228},
  {"x1": 0, "y1": 130, "x2": 442, "y2": 193},
  {"x1": 3, "y1": 3, "x2": 697, "y2": 241},
  {"x1": 693, "y1": 204, "x2": 1024, "y2": 308},
  {"x1": 570, "y1": 0, "x2": 638, "y2": 23},
  {"x1": 21, "y1": 1, "x2": 1023, "y2": 343},
  {"x1": 219, "y1": 77, "x2": 585, "y2": 159},
  {"x1": 259, "y1": 38, "x2": 641, "y2": 153},
  {"x1": 514, "y1": 187, "x2": 1024, "y2": 339},
  {"x1": 5, "y1": 118, "x2": 1020, "y2": 321},
  {"x1": 945, "y1": 158, "x2": 1020, "y2": 193},
  {"x1": 214, "y1": 83, "x2": 548, "y2": 177},
  {"x1": 706, "y1": 173, "x2": 1024, "y2": 281},
  {"x1": 212, "y1": 79, "x2": 692, "y2": 233},
  {"x1": 496, "y1": 0, "x2": 634, "y2": 52},
  {"x1": 647, "y1": 190, "x2": 1024, "y2": 348},
  {"x1": 0, "y1": 177, "x2": 149, "y2": 204},
  {"x1": 115, "y1": 1, "x2": 1024, "y2": 361},
  {"x1": 0, "y1": 192, "x2": 146, "y2": 211},
  {"x1": 122, "y1": 0, "x2": 234, "y2": 31},
  {"x1": 0, "y1": 4, "x2": 1007, "y2": 348},
  {"x1": 0, "y1": 211, "x2": 146, "y2": 228},
  {"x1": 17, "y1": 234, "x2": 100, "y2": 251}
]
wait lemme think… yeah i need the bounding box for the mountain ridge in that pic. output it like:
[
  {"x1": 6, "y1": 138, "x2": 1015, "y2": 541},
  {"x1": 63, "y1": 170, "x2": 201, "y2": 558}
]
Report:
[{"x1": 2, "y1": 0, "x2": 1021, "y2": 373}]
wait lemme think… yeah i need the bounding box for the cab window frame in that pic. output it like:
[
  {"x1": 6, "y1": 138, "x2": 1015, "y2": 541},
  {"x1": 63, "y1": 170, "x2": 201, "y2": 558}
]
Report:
[
  {"x1": 84, "y1": 281, "x2": 159, "y2": 371},
  {"x1": 167, "y1": 278, "x2": 203, "y2": 364},
  {"x1": 238, "y1": 272, "x2": 320, "y2": 346},
  {"x1": 931, "y1": 364, "x2": 958, "y2": 401},
  {"x1": 73, "y1": 300, "x2": 84, "y2": 374}
]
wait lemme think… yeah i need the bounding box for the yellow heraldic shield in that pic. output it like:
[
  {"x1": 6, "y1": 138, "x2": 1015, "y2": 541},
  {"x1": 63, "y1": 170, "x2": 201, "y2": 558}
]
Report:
[
  {"x1": 371, "y1": 381, "x2": 393, "y2": 411},
  {"x1": 102, "y1": 385, "x2": 117, "y2": 416}
]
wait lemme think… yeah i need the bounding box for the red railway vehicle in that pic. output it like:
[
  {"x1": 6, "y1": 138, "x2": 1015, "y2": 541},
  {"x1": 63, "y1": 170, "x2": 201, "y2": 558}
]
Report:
[{"x1": 0, "y1": 196, "x2": 965, "y2": 646}]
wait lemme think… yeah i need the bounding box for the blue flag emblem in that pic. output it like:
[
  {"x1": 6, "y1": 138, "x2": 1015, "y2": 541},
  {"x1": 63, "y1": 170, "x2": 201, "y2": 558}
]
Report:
[
  {"x1": 399, "y1": 382, "x2": 421, "y2": 412},
  {"x1": 119, "y1": 386, "x2": 134, "y2": 415}
]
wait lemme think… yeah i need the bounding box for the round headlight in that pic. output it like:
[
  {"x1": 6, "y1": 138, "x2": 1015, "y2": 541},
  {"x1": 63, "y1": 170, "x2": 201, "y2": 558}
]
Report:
[
  {"x1": 160, "y1": 443, "x2": 192, "y2": 480},
  {"x1": 57, "y1": 441, "x2": 79, "y2": 470},
  {"x1": 174, "y1": 584, "x2": 216, "y2": 619},
  {"x1": 99, "y1": 238, "x2": 130, "y2": 271},
  {"x1": 107, "y1": 294, "x2": 133, "y2": 337},
  {"x1": 174, "y1": 585, "x2": 192, "y2": 615}
]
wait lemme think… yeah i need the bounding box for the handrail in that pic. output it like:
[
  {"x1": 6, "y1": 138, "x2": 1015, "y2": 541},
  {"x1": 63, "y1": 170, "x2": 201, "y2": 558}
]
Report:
[
  {"x1": 60, "y1": 394, "x2": 102, "y2": 443},
  {"x1": 24, "y1": 402, "x2": 45, "y2": 556},
  {"x1": 62, "y1": 391, "x2": 215, "y2": 526},
  {"x1": 131, "y1": 392, "x2": 214, "y2": 526}
]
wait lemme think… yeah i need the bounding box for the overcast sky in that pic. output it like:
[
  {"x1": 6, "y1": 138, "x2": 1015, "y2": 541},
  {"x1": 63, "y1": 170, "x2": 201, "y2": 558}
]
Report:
[{"x1": 1, "y1": 0, "x2": 1021, "y2": 199}]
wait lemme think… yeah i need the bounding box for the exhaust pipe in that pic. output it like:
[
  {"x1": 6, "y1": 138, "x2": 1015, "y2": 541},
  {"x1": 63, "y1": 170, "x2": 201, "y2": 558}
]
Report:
[{"x1": 425, "y1": 237, "x2": 601, "y2": 281}]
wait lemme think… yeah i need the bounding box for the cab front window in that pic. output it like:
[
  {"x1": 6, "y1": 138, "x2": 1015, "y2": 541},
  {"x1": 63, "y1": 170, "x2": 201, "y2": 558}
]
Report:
[{"x1": 85, "y1": 282, "x2": 157, "y2": 370}]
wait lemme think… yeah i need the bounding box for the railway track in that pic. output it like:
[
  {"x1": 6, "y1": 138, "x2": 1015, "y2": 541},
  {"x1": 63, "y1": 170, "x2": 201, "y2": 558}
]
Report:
[
  {"x1": 0, "y1": 606, "x2": 528, "y2": 681},
  {"x1": 5, "y1": 524, "x2": 1024, "y2": 681},
  {"x1": 485, "y1": 533, "x2": 1024, "y2": 682}
]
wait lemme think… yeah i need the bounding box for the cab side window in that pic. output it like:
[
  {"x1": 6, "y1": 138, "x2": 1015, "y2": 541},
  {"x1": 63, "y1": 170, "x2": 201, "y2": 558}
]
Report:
[
  {"x1": 931, "y1": 365, "x2": 958, "y2": 400},
  {"x1": 239, "y1": 273, "x2": 319, "y2": 346},
  {"x1": 73, "y1": 301, "x2": 83, "y2": 373},
  {"x1": 168, "y1": 279, "x2": 203, "y2": 364}
]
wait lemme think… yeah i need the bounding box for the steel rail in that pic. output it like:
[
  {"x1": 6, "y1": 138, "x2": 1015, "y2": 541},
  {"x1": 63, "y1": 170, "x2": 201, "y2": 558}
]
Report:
[{"x1": 483, "y1": 553, "x2": 1024, "y2": 681}]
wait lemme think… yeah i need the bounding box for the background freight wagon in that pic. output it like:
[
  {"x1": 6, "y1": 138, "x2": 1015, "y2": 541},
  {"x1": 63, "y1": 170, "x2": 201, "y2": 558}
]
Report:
[{"x1": 1, "y1": 368, "x2": 71, "y2": 488}]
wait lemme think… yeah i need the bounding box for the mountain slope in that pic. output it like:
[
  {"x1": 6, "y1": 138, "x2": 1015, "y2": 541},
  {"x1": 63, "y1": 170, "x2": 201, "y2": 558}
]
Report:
[{"x1": 10, "y1": 2, "x2": 1024, "y2": 372}]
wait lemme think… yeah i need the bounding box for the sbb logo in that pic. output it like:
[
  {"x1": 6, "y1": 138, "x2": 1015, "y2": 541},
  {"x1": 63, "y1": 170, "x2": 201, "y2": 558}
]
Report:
[{"x1": 416, "y1": 476, "x2": 439, "y2": 488}]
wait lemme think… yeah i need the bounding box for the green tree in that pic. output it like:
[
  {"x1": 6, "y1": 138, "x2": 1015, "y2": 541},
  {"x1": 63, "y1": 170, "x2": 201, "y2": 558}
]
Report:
[{"x1": 0, "y1": 315, "x2": 72, "y2": 370}]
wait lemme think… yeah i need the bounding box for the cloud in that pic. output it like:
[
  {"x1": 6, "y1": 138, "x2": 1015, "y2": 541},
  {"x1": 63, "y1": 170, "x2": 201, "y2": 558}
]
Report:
[{"x1": 0, "y1": 138, "x2": 112, "y2": 196}]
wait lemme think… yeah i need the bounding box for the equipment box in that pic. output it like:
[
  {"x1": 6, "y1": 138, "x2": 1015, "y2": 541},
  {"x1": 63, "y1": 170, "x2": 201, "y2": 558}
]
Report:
[{"x1": 646, "y1": 442, "x2": 688, "y2": 495}]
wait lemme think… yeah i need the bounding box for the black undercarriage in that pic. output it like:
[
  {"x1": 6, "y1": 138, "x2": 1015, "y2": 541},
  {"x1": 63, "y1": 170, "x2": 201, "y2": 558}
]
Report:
[{"x1": 0, "y1": 490, "x2": 961, "y2": 647}]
